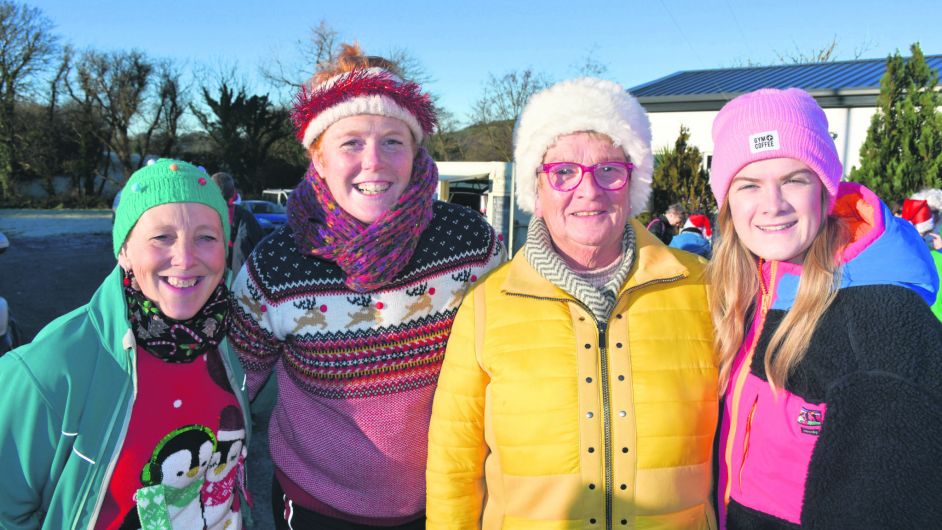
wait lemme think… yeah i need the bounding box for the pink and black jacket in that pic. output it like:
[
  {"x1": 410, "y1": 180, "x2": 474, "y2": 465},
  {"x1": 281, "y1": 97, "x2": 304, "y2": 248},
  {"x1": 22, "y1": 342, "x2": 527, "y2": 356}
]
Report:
[{"x1": 719, "y1": 183, "x2": 942, "y2": 529}]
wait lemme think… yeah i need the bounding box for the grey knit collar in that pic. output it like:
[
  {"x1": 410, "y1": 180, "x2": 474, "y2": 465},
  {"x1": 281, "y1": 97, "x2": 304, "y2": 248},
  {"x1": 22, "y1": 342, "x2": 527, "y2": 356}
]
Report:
[{"x1": 524, "y1": 217, "x2": 636, "y2": 322}]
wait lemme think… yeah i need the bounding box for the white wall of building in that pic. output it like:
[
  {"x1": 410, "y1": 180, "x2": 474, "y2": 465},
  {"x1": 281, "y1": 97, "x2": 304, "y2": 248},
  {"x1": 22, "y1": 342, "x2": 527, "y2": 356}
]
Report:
[{"x1": 647, "y1": 106, "x2": 878, "y2": 179}]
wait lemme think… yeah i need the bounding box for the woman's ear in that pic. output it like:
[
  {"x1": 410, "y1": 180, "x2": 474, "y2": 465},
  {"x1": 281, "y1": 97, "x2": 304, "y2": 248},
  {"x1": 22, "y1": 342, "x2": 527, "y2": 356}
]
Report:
[
  {"x1": 117, "y1": 245, "x2": 131, "y2": 271},
  {"x1": 309, "y1": 146, "x2": 326, "y2": 178}
]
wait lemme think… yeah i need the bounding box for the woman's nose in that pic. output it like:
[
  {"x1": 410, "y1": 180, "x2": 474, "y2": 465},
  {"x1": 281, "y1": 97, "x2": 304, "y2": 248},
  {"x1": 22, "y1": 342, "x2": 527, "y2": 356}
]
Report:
[
  {"x1": 760, "y1": 184, "x2": 787, "y2": 213},
  {"x1": 574, "y1": 167, "x2": 605, "y2": 198},
  {"x1": 360, "y1": 141, "x2": 385, "y2": 170},
  {"x1": 170, "y1": 239, "x2": 196, "y2": 268}
]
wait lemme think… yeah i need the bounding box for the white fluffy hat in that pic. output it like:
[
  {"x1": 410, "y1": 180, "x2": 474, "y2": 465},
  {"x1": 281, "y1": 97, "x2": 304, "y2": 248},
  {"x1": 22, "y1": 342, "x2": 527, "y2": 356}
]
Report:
[{"x1": 512, "y1": 77, "x2": 653, "y2": 215}]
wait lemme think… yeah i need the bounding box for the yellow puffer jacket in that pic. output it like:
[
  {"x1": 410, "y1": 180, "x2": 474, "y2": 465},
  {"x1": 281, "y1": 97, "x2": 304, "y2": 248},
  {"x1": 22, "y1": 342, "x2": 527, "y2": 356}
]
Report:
[{"x1": 427, "y1": 220, "x2": 718, "y2": 530}]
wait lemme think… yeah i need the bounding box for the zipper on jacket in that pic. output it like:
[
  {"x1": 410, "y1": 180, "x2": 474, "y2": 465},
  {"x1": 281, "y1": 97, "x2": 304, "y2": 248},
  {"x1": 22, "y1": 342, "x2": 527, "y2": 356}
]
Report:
[
  {"x1": 598, "y1": 323, "x2": 615, "y2": 530},
  {"x1": 507, "y1": 272, "x2": 686, "y2": 530},
  {"x1": 80, "y1": 346, "x2": 138, "y2": 530},
  {"x1": 738, "y1": 395, "x2": 759, "y2": 491},
  {"x1": 723, "y1": 260, "x2": 777, "y2": 510}
]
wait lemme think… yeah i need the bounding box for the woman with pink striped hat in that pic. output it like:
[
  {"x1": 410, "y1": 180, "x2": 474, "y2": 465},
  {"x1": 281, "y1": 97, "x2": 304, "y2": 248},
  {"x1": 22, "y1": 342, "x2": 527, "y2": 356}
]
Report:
[
  {"x1": 228, "y1": 44, "x2": 504, "y2": 529},
  {"x1": 708, "y1": 87, "x2": 942, "y2": 529}
]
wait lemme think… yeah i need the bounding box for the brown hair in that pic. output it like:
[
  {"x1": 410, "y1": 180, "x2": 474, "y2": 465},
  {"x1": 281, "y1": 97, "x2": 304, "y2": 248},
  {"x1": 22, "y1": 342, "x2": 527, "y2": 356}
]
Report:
[{"x1": 707, "y1": 189, "x2": 850, "y2": 392}]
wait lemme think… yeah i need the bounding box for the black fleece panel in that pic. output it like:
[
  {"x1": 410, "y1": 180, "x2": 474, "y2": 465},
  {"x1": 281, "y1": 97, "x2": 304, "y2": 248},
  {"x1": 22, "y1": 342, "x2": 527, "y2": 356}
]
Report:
[
  {"x1": 800, "y1": 285, "x2": 942, "y2": 528},
  {"x1": 727, "y1": 499, "x2": 801, "y2": 530}
]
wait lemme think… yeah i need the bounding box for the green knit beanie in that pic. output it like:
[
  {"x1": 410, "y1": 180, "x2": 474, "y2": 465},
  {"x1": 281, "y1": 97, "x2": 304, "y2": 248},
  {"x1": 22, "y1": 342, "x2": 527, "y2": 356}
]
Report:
[{"x1": 113, "y1": 158, "x2": 230, "y2": 257}]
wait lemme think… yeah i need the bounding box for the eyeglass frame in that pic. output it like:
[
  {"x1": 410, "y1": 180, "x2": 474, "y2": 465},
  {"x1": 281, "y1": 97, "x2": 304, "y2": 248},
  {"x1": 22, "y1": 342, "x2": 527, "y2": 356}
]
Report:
[{"x1": 539, "y1": 161, "x2": 634, "y2": 192}]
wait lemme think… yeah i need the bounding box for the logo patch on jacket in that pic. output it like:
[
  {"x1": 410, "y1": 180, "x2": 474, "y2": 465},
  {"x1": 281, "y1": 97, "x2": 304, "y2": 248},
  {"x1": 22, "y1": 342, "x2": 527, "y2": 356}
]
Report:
[{"x1": 797, "y1": 407, "x2": 824, "y2": 435}]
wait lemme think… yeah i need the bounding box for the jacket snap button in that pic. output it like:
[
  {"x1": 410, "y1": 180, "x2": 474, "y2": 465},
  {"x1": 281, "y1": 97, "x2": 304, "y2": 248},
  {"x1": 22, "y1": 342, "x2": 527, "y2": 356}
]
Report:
[
  {"x1": 618, "y1": 375, "x2": 625, "y2": 381},
  {"x1": 586, "y1": 377, "x2": 592, "y2": 383},
  {"x1": 621, "y1": 519, "x2": 628, "y2": 525},
  {"x1": 619, "y1": 410, "x2": 627, "y2": 417},
  {"x1": 584, "y1": 343, "x2": 591, "y2": 349},
  {"x1": 588, "y1": 447, "x2": 595, "y2": 453},
  {"x1": 620, "y1": 484, "x2": 627, "y2": 490},
  {"x1": 588, "y1": 483, "x2": 595, "y2": 489},
  {"x1": 622, "y1": 447, "x2": 629, "y2": 453},
  {"x1": 586, "y1": 412, "x2": 594, "y2": 419},
  {"x1": 616, "y1": 342, "x2": 623, "y2": 348},
  {"x1": 590, "y1": 518, "x2": 597, "y2": 524}
]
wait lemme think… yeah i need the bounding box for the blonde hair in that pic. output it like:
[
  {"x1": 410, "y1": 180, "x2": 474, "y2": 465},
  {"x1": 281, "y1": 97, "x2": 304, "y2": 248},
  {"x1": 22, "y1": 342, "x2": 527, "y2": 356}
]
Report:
[{"x1": 707, "y1": 191, "x2": 850, "y2": 391}]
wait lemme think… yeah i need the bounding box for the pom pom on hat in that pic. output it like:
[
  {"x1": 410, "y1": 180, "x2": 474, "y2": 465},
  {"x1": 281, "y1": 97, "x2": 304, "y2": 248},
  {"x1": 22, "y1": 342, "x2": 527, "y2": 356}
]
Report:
[
  {"x1": 710, "y1": 88, "x2": 842, "y2": 212},
  {"x1": 113, "y1": 158, "x2": 230, "y2": 257},
  {"x1": 512, "y1": 77, "x2": 654, "y2": 216}
]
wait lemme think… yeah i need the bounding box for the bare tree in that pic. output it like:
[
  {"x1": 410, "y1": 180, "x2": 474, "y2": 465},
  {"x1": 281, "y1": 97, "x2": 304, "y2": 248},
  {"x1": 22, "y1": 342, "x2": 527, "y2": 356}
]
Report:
[
  {"x1": 570, "y1": 46, "x2": 609, "y2": 77},
  {"x1": 470, "y1": 69, "x2": 550, "y2": 161},
  {"x1": 146, "y1": 60, "x2": 188, "y2": 158},
  {"x1": 0, "y1": 0, "x2": 58, "y2": 198},
  {"x1": 72, "y1": 50, "x2": 185, "y2": 182},
  {"x1": 775, "y1": 36, "x2": 840, "y2": 64},
  {"x1": 261, "y1": 19, "x2": 339, "y2": 92}
]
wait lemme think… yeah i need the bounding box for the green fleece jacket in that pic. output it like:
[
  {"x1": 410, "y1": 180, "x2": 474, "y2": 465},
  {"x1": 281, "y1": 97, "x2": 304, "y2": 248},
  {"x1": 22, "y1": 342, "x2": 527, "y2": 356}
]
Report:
[{"x1": 0, "y1": 266, "x2": 251, "y2": 529}]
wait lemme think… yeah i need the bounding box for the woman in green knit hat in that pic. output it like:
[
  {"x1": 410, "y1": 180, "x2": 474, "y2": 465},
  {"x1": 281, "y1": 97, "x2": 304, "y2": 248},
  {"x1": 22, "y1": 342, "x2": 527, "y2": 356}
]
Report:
[{"x1": 0, "y1": 159, "x2": 252, "y2": 530}]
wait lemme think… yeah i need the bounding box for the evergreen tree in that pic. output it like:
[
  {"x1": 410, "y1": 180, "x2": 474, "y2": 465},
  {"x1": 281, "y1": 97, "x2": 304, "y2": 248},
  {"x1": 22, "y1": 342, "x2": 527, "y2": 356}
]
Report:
[
  {"x1": 651, "y1": 125, "x2": 715, "y2": 215},
  {"x1": 850, "y1": 43, "x2": 942, "y2": 200}
]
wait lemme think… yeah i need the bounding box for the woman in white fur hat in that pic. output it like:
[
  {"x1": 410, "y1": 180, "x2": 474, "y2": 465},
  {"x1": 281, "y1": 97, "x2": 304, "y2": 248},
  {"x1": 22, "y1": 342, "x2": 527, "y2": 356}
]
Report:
[{"x1": 426, "y1": 78, "x2": 718, "y2": 529}]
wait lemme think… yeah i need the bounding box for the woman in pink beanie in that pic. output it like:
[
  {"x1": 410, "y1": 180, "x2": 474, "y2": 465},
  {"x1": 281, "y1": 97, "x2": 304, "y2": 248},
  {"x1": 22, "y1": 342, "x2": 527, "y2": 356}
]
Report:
[{"x1": 708, "y1": 87, "x2": 942, "y2": 529}]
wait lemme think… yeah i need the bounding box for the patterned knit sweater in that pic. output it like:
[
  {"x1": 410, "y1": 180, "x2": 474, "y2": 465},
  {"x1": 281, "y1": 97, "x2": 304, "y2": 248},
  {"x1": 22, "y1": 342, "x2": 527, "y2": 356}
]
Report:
[{"x1": 230, "y1": 201, "x2": 504, "y2": 524}]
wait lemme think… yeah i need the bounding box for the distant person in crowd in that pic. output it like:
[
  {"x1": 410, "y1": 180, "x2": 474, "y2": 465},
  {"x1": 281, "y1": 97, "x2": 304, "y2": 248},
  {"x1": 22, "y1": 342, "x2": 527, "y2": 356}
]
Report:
[
  {"x1": 901, "y1": 197, "x2": 942, "y2": 320},
  {"x1": 426, "y1": 78, "x2": 717, "y2": 529},
  {"x1": 646, "y1": 202, "x2": 685, "y2": 244},
  {"x1": 708, "y1": 88, "x2": 942, "y2": 529},
  {"x1": 670, "y1": 212, "x2": 713, "y2": 258},
  {"x1": 229, "y1": 44, "x2": 503, "y2": 529},
  {"x1": 0, "y1": 159, "x2": 251, "y2": 529},
  {"x1": 211, "y1": 171, "x2": 265, "y2": 279},
  {"x1": 909, "y1": 187, "x2": 942, "y2": 249}
]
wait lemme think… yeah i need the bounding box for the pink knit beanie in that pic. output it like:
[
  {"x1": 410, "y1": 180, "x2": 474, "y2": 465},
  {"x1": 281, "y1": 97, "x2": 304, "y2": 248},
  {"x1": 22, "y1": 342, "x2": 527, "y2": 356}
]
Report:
[{"x1": 710, "y1": 88, "x2": 842, "y2": 211}]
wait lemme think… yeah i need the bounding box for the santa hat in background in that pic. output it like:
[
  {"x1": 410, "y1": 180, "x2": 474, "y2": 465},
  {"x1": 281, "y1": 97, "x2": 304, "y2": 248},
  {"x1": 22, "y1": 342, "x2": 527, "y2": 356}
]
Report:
[
  {"x1": 902, "y1": 198, "x2": 934, "y2": 235},
  {"x1": 683, "y1": 213, "x2": 712, "y2": 238}
]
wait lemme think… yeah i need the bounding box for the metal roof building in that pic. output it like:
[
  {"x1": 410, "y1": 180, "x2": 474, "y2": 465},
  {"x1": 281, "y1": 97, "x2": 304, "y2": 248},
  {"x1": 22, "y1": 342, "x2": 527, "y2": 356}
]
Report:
[
  {"x1": 630, "y1": 55, "x2": 942, "y2": 112},
  {"x1": 625, "y1": 54, "x2": 942, "y2": 184}
]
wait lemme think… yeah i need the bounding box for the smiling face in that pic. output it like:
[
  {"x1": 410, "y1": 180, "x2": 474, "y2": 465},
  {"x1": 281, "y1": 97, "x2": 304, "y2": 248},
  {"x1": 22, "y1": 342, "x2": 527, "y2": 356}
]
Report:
[
  {"x1": 118, "y1": 203, "x2": 226, "y2": 320},
  {"x1": 312, "y1": 114, "x2": 416, "y2": 224},
  {"x1": 535, "y1": 132, "x2": 630, "y2": 269},
  {"x1": 727, "y1": 157, "x2": 825, "y2": 264}
]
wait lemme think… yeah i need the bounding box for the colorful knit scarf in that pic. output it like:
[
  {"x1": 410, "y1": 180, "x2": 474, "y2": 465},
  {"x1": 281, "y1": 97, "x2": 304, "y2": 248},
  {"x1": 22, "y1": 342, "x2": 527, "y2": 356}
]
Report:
[
  {"x1": 287, "y1": 147, "x2": 437, "y2": 292},
  {"x1": 124, "y1": 269, "x2": 231, "y2": 363}
]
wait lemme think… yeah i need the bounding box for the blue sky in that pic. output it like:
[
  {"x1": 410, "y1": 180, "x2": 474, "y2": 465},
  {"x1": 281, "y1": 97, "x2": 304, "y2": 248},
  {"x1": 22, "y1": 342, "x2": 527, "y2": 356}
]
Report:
[{"x1": 32, "y1": 0, "x2": 942, "y2": 126}]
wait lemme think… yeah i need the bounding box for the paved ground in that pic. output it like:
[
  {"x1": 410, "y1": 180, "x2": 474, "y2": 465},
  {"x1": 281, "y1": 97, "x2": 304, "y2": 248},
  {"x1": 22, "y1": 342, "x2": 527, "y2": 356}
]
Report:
[{"x1": 0, "y1": 209, "x2": 275, "y2": 528}]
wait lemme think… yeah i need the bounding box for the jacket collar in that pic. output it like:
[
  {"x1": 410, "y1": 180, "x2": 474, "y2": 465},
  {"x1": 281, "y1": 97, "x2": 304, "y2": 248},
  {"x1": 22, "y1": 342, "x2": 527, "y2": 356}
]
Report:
[
  {"x1": 86, "y1": 265, "x2": 135, "y2": 371},
  {"x1": 502, "y1": 218, "x2": 689, "y2": 298}
]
